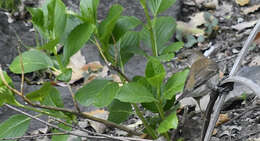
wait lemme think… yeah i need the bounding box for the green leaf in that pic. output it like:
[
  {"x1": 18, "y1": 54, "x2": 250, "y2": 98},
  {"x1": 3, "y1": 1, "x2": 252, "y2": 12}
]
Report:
[
  {"x1": 27, "y1": 7, "x2": 45, "y2": 33},
  {"x1": 39, "y1": 38, "x2": 59, "y2": 53},
  {"x1": 0, "y1": 71, "x2": 18, "y2": 106},
  {"x1": 163, "y1": 69, "x2": 189, "y2": 99},
  {"x1": 157, "y1": 0, "x2": 176, "y2": 14},
  {"x1": 155, "y1": 53, "x2": 175, "y2": 62},
  {"x1": 57, "y1": 68, "x2": 72, "y2": 82},
  {"x1": 108, "y1": 100, "x2": 132, "y2": 124},
  {"x1": 157, "y1": 111, "x2": 178, "y2": 133},
  {"x1": 26, "y1": 83, "x2": 64, "y2": 107},
  {"x1": 9, "y1": 49, "x2": 53, "y2": 74},
  {"x1": 98, "y1": 4, "x2": 123, "y2": 44},
  {"x1": 112, "y1": 16, "x2": 141, "y2": 41},
  {"x1": 60, "y1": 14, "x2": 82, "y2": 45},
  {"x1": 145, "y1": 58, "x2": 166, "y2": 87},
  {"x1": 80, "y1": 0, "x2": 100, "y2": 24},
  {"x1": 141, "y1": 17, "x2": 176, "y2": 51},
  {"x1": 0, "y1": 114, "x2": 31, "y2": 140},
  {"x1": 118, "y1": 31, "x2": 143, "y2": 65},
  {"x1": 148, "y1": 0, "x2": 176, "y2": 16},
  {"x1": 161, "y1": 42, "x2": 184, "y2": 55},
  {"x1": 63, "y1": 22, "x2": 95, "y2": 65},
  {"x1": 26, "y1": 82, "x2": 66, "y2": 118},
  {"x1": 147, "y1": 0, "x2": 162, "y2": 16},
  {"x1": 116, "y1": 82, "x2": 157, "y2": 103},
  {"x1": 75, "y1": 79, "x2": 119, "y2": 107},
  {"x1": 47, "y1": 0, "x2": 67, "y2": 39}
]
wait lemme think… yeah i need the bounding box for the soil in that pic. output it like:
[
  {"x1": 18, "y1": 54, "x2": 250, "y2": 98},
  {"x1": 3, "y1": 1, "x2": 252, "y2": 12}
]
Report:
[{"x1": 1, "y1": 0, "x2": 260, "y2": 141}]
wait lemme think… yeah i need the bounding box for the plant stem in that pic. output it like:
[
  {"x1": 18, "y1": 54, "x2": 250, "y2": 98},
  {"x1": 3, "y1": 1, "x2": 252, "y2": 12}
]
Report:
[
  {"x1": 133, "y1": 104, "x2": 157, "y2": 139},
  {"x1": 156, "y1": 86, "x2": 171, "y2": 141},
  {"x1": 140, "y1": 0, "x2": 158, "y2": 56}
]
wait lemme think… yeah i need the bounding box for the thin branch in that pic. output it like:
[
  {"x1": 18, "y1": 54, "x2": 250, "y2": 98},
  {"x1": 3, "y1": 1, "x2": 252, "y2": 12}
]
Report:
[
  {"x1": 0, "y1": 66, "x2": 141, "y2": 136},
  {"x1": 17, "y1": 40, "x2": 25, "y2": 96},
  {"x1": 67, "y1": 84, "x2": 81, "y2": 113},
  {"x1": 4, "y1": 104, "x2": 105, "y2": 140},
  {"x1": 0, "y1": 132, "x2": 67, "y2": 140},
  {"x1": 50, "y1": 117, "x2": 152, "y2": 141}
]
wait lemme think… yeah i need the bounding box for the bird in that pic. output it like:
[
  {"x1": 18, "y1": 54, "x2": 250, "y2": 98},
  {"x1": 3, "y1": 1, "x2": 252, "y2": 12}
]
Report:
[{"x1": 176, "y1": 49, "x2": 219, "y2": 112}]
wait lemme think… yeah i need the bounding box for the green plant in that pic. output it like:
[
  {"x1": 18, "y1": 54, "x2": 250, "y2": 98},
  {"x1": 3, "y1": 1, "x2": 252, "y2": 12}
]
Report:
[
  {"x1": 0, "y1": 0, "x2": 189, "y2": 140},
  {"x1": 0, "y1": 0, "x2": 20, "y2": 12}
]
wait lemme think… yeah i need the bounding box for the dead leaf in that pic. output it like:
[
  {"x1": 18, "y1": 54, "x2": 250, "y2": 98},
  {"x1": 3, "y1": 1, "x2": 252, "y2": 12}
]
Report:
[
  {"x1": 189, "y1": 12, "x2": 206, "y2": 27},
  {"x1": 216, "y1": 114, "x2": 230, "y2": 126},
  {"x1": 212, "y1": 128, "x2": 218, "y2": 135},
  {"x1": 249, "y1": 56, "x2": 260, "y2": 66},
  {"x1": 235, "y1": 0, "x2": 250, "y2": 6},
  {"x1": 177, "y1": 21, "x2": 205, "y2": 36},
  {"x1": 84, "y1": 109, "x2": 109, "y2": 133},
  {"x1": 253, "y1": 32, "x2": 260, "y2": 44},
  {"x1": 231, "y1": 20, "x2": 257, "y2": 31},
  {"x1": 67, "y1": 51, "x2": 86, "y2": 83},
  {"x1": 243, "y1": 4, "x2": 260, "y2": 14},
  {"x1": 81, "y1": 61, "x2": 103, "y2": 72}
]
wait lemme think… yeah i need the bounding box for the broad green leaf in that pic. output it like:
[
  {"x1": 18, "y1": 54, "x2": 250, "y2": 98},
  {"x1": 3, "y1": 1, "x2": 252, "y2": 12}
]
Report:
[
  {"x1": 0, "y1": 71, "x2": 18, "y2": 106},
  {"x1": 27, "y1": 7, "x2": 45, "y2": 33},
  {"x1": 116, "y1": 82, "x2": 157, "y2": 103},
  {"x1": 118, "y1": 31, "x2": 143, "y2": 65},
  {"x1": 9, "y1": 49, "x2": 53, "y2": 74},
  {"x1": 157, "y1": 111, "x2": 178, "y2": 133},
  {"x1": 26, "y1": 83, "x2": 64, "y2": 107},
  {"x1": 47, "y1": 0, "x2": 67, "y2": 39},
  {"x1": 148, "y1": 0, "x2": 176, "y2": 16},
  {"x1": 63, "y1": 22, "x2": 94, "y2": 65},
  {"x1": 60, "y1": 14, "x2": 82, "y2": 45},
  {"x1": 27, "y1": 82, "x2": 66, "y2": 118},
  {"x1": 164, "y1": 69, "x2": 189, "y2": 99},
  {"x1": 147, "y1": 0, "x2": 162, "y2": 16},
  {"x1": 80, "y1": 0, "x2": 99, "y2": 24},
  {"x1": 39, "y1": 38, "x2": 59, "y2": 53},
  {"x1": 161, "y1": 42, "x2": 184, "y2": 55},
  {"x1": 155, "y1": 53, "x2": 175, "y2": 62},
  {"x1": 141, "y1": 17, "x2": 176, "y2": 51},
  {"x1": 108, "y1": 100, "x2": 132, "y2": 124},
  {"x1": 157, "y1": 0, "x2": 176, "y2": 14},
  {"x1": 57, "y1": 68, "x2": 72, "y2": 82},
  {"x1": 145, "y1": 58, "x2": 166, "y2": 87},
  {"x1": 112, "y1": 16, "x2": 141, "y2": 41},
  {"x1": 52, "y1": 122, "x2": 71, "y2": 141},
  {"x1": 75, "y1": 79, "x2": 119, "y2": 107},
  {"x1": 98, "y1": 4, "x2": 123, "y2": 44},
  {"x1": 0, "y1": 114, "x2": 31, "y2": 140}
]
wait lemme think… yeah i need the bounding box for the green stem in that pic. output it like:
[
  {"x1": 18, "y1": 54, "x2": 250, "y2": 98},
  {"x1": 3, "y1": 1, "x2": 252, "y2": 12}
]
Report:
[
  {"x1": 133, "y1": 104, "x2": 157, "y2": 139},
  {"x1": 140, "y1": 0, "x2": 158, "y2": 56},
  {"x1": 156, "y1": 86, "x2": 171, "y2": 141}
]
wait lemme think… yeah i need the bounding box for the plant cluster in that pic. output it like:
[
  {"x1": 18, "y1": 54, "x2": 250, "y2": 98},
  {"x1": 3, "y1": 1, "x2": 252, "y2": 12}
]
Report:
[{"x1": 0, "y1": 0, "x2": 190, "y2": 140}]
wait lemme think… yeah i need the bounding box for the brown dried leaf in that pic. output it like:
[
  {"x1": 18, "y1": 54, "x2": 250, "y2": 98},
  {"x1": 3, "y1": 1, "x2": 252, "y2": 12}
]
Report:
[
  {"x1": 216, "y1": 113, "x2": 230, "y2": 126},
  {"x1": 235, "y1": 0, "x2": 250, "y2": 6},
  {"x1": 253, "y1": 32, "x2": 260, "y2": 45},
  {"x1": 81, "y1": 61, "x2": 103, "y2": 72},
  {"x1": 243, "y1": 4, "x2": 260, "y2": 14}
]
